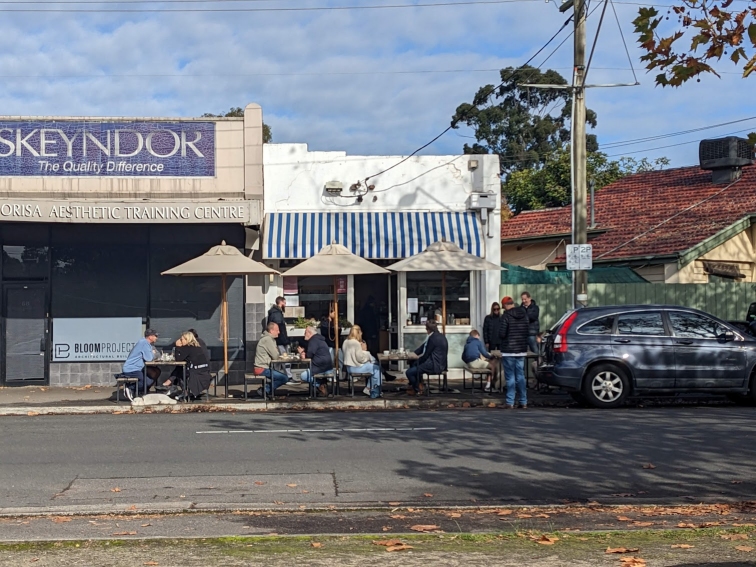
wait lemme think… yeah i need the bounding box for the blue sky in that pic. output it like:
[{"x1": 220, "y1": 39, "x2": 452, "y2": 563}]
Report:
[{"x1": 0, "y1": 0, "x2": 751, "y2": 168}]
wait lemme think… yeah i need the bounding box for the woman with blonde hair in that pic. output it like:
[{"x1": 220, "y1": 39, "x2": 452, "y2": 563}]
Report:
[
  {"x1": 341, "y1": 325, "x2": 382, "y2": 398},
  {"x1": 161, "y1": 331, "x2": 212, "y2": 400}
]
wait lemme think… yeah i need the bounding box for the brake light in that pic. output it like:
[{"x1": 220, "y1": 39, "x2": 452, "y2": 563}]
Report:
[{"x1": 553, "y1": 311, "x2": 579, "y2": 353}]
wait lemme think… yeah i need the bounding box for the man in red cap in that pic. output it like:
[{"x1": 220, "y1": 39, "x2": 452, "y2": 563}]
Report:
[{"x1": 499, "y1": 296, "x2": 530, "y2": 408}]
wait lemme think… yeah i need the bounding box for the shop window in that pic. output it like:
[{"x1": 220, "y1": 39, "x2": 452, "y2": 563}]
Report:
[
  {"x1": 148, "y1": 226, "x2": 244, "y2": 361},
  {"x1": 405, "y1": 271, "x2": 470, "y2": 326},
  {"x1": 288, "y1": 275, "x2": 346, "y2": 327},
  {"x1": 51, "y1": 225, "x2": 148, "y2": 318},
  {"x1": 1, "y1": 224, "x2": 49, "y2": 280}
]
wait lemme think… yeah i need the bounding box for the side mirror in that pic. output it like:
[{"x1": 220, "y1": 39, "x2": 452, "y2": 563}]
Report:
[{"x1": 720, "y1": 331, "x2": 736, "y2": 342}]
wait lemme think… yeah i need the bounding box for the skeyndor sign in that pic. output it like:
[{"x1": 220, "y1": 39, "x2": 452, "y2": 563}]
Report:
[{"x1": 0, "y1": 121, "x2": 215, "y2": 177}]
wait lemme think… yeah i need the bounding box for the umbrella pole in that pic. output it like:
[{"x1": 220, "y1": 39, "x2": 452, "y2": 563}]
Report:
[
  {"x1": 333, "y1": 276, "x2": 340, "y2": 374},
  {"x1": 441, "y1": 271, "x2": 447, "y2": 335},
  {"x1": 221, "y1": 274, "x2": 229, "y2": 378}
]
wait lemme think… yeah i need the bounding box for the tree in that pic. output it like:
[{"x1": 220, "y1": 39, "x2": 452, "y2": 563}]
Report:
[
  {"x1": 633, "y1": 1, "x2": 756, "y2": 86},
  {"x1": 504, "y1": 147, "x2": 670, "y2": 211},
  {"x1": 202, "y1": 107, "x2": 272, "y2": 143},
  {"x1": 451, "y1": 66, "x2": 598, "y2": 176}
]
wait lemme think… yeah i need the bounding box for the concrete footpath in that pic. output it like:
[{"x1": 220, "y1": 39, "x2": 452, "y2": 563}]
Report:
[{"x1": 0, "y1": 379, "x2": 574, "y2": 416}]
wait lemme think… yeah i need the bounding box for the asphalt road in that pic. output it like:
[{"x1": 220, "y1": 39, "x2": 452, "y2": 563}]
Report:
[{"x1": 2, "y1": 406, "x2": 756, "y2": 513}]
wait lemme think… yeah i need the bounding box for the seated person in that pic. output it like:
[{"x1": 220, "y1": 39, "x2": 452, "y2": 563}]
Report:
[
  {"x1": 462, "y1": 329, "x2": 498, "y2": 392},
  {"x1": 342, "y1": 325, "x2": 382, "y2": 398},
  {"x1": 160, "y1": 331, "x2": 212, "y2": 400},
  {"x1": 406, "y1": 320, "x2": 448, "y2": 396},
  {"x1": 121, "y1": 329, "x2": 159, "y2": 400},
  {"x1": 297, "y1": 326, "x2": 332, "y2": 397},
  {"x1": 254, "y1": 322, "x2": 289, "y2": 398}
]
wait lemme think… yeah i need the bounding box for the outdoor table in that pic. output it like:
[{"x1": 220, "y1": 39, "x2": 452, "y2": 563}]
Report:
[
  {"x1": 268, "y1": 357, "x2": 311, "y2": 400},
  {"x1": 377, "y1": 352, "x2": 418, "y2": 393},
  {"x1": 145, "y1": 360, "x2": 188, "y2": 401}
]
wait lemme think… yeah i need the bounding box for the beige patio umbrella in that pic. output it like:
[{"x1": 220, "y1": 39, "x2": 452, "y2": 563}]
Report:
[
  {"x1": 388, "y1": 240, "x2": 503, "y2": 334},
  {"x1": 162, "y1": 241, "x2": 280, "y2": 378},
  {"x1": 283, "y1": 243, "x2": 390, "y2": 371}
]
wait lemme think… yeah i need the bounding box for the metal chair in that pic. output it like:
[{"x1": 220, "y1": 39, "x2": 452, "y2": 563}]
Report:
[{"x1": 463, "y1": 367, "x2": 492, "y2": 394}]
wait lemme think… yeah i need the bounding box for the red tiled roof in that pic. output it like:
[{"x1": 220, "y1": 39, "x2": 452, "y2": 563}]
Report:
[{"x1": 500, "y1": 165, "x2": 756, "y2": 263}]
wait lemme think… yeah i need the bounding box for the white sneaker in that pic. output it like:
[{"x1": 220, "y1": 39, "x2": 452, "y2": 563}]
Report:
[
  {"x1": 363, "y1": 386, "x2": 371, "y2": 396},
  {"x1": 124, "y1": 386, "x2": 134, "y2": 401},
  {"x1": 484, "y1": 383, "x2": 491, "y2": 392}
]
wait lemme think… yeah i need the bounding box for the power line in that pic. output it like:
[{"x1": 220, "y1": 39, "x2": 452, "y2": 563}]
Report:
[
  {"x1": 362, "y1": 13, "x2": 575, "y2": 182},
  {"x1": 601, "y1": 117, "x2": 756, "y2": 149},
  {"x1": 604, "y1": 126, "x2": 756, "y2": 157}
]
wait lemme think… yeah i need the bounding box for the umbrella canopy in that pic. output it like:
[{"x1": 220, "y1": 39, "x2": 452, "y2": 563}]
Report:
[
  {"x1": 387, "y1": 240, "x2": 503, "y2": 273},
  {"x1": 161, "y1": 241, "x2": 280, "y2": 277},
  {"x1": 284, "y1": 243, "x2": 390, "y2": 277}
]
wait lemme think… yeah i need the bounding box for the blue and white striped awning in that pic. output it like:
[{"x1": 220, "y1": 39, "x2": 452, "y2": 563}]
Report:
[{"x1": 264, "y1": 211, "x2": 482, "y2": 259}]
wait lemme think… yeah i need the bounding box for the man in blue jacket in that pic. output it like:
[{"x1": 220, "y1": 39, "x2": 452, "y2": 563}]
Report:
[
  {"x1": 122, "y1": 329, "x2": 159, "y2": 400},
  {"x1": 406, "y1": 320, "x2": 448, "y2": 396},
  {"x1": 297, "y1": 326, "x2": 332, "y2": 397},
  {"x1": 462, "y1": 329, "x2": 497, "y2": 392}
]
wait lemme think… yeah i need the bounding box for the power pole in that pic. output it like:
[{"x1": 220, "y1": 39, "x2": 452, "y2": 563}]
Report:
[{"x1": 570, "y1": 0, "x2": 588, "y2": 309}]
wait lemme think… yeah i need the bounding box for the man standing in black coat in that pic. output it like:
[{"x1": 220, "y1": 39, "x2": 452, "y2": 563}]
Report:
[
  {"x1": 267, "y1": 296, "x2": 295, "y2": 381},
  {"x1": 499, "y1": 296, "x2": 530, "y2": 409},
  {"x1": 521, "y1": 291, "x2": 540, "y2": 355},
  {"x1": 405, "y1": 320, "x2": 448, "y2": 396}
]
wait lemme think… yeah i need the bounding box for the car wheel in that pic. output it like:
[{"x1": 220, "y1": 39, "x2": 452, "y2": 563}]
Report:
[{"x1": 582, "y1": 364, "x2": 630, "y2": 409}]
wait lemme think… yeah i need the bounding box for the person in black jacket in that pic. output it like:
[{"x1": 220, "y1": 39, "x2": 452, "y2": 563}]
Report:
[
  {"x1": 320, "y1": 304, "x2": 336, "y2": 349},
  {"x1": 499, "y1": 296, "x2": 530, "y2": 409},
  {"x1": 520, "y1": 291, "x2": 540, "y2": 355},
  {"x1": 483, "y1": 302, "x2": 502, "y2": 351},
  {"x1": 297, "y1": 326, "x2": 332, "y2": 397},
  {"x1": 161, "y1": 331, "x2": 212, "y2": 400},
  {"x1": 405, "y1": 320, "x2": 448, "y2": 396},
  {"x1": 268, "y1": 297, "x2": 293, "y2": 380}
]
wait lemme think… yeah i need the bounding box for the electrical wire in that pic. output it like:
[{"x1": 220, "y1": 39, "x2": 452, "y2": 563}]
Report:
[
  {"x1": 583, "y1": 0, "x2": 609, "y2": 86},
  {"x1": 363, "y1": 14, "x2": 575, "y2": 183},
  {"x1": 601, "y1": 116, "x2": 756, "y2": 149},
  {"x1": 605, "y1": 126, "x2": 756, "y2": 157},
  {"x1": 610, "y1": 0, "x2": 638, "y2": 84}
]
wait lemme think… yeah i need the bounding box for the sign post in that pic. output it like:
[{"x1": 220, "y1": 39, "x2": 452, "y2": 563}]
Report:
[{"x1": 566, "y1": 244, "x2": 592, "y2": 307}]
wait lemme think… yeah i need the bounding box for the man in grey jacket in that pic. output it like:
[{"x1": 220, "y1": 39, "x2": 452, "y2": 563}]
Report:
[{"x1": 254, "y1": 322, "x2": 288, "y2": 398}]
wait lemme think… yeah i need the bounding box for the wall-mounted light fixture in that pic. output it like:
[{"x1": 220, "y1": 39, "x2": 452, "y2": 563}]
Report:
[{"x1": 324, "y1": 181, "x2": 344, "y2": 195}]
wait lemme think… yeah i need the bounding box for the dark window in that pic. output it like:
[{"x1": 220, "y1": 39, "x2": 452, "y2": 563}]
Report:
[
  {"x1": 578, "y1": 315, "x2": 615, "y2": 335},
  {"x1": 669, "y1": 311, "x2": 729, "y2": 339},
  {"x1": 1, "y1": 224, "x2": 49, "y2": 280},
  {"x1": 617, "y1": 312, "x2": 666, "y2": 336},
  {"x1": 51, "y1": 225, "x2": 148, "y2": 318}
]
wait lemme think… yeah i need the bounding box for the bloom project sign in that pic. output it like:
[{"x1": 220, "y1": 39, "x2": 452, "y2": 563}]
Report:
[
  {"x1": 53, "y1": 317, "x2": 143, "y2": 362},
  {"x1": 0, "y1": 121, "x2": 215, "y2": 177}
]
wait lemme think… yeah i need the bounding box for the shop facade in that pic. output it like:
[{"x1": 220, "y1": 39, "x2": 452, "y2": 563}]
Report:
[
  {"x1": 260, "y1": 144, "x2": 501, "y2": 369},
  {"x1": 0, "y1": 104, "x2": 265, "y2": 386}
]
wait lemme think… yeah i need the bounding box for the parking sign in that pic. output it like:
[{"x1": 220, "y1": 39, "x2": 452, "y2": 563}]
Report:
[{"x1": 566, "y1": 244, "x2": 592, "y2": 270}]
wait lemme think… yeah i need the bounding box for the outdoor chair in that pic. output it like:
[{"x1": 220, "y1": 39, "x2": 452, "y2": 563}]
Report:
[
  {"x1": 244, "y1": 372, "x2": 271, "y2": 401},
  {"x1": 114, "y1": 373, "x2": 143, "y2": 403},
  {"x1": 310, "y1": 371, "x2": 336, "y2": 398},
  {"x1": 463, "y1": 367, "x2": 492, "y2": 394},
  {"x1": 346, "y1": 370, "x2": 375, "y2": 398},
  {"x1": 422, "y1": 370, "x2": 448, "y2": 395}
]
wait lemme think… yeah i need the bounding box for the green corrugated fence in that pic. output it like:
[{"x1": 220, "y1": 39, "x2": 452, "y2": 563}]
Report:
[{"x1": 498, "y1": 282, "x2": 756, "y2": 331}]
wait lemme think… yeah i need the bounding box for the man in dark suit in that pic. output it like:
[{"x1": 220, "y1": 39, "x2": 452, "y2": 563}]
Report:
[{"x1": 405, "y1": 320, "x2": 448, "y2": 396}]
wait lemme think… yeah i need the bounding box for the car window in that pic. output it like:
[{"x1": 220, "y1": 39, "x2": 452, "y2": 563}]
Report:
[
  {"x1": 578, "y1": 315, "x2": 615, "y2": 335},
  {"x1": 668, "y1": 311, "x2": 729, "y2": 339},
  {"x1": 616, "y1": 312, "x2": 666, "y2": 336}
]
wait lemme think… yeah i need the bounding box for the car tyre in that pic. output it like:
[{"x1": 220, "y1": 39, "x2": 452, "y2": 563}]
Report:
[{"x1": 582, "y1": 364, "x2": 630, "y2": 409}]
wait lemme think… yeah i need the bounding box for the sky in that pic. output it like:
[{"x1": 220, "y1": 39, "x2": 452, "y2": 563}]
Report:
[{"x1": 0, "y1": 0, "x2": 751, "y2": 169}]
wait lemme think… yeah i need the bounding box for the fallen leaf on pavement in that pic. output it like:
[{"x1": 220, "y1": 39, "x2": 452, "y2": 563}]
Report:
[
  {"x1": 273, "y1": 501, "x2": 283, "y2": 505},
  {"x1": 619, "y1": 558, "x2": 646, "y2": 566},
  {"x1": 642, "y1": 463, "x2": 656, "y2": 469},
  {"x1": 386, "y1": 544, "x2": 413, "y2": 552},
  {"x1": 406, "y1": 508, "x2": 416, "y2": 512},
  {"x1": 286, "y1": 484, "x2": 297, "y2": 488},
  {"x1": 677, "y1": 523, "x2": 696, "y2": 528},
  {"x1": 141, "y1": 523, "x2": 151, "y2": 527},
  {"x1": 423, "y1": 493, "x2": 433, "y2": 498},
  {"x1": 254, "y1": 481, "x2": 266, "y2": 486},
  {"x1": 606, "y1": 547, "x2": 640, "y2": 554},
  {"x1": 388, "y1": 502, "x2": 400, "y2": 506},
  {"x1": 390, "y1": 515, "x2": 406, "y2": 519},
  {"x1": 301, "y1": 490, "x2": 309, "y2": 494},
  {"x1": 671, "y1": 544, "x2": 694, "y2": 549},
  {"x1": 382, "y1": 526, "x2": 391, "y2": 531},
  {"x1": 534, "y1": 514, "x2": 550, "y2": 518},
  {"x1": 311, "y1": 542, "x2": 323, "y2": 548},
  {"x1": 632, "y1": 522, "x2": 653, "y2": 527},
  {"x1": 722, "y1": 534, "x2": 749, "y2": 540},
  {"x1": 733, "y1": 523, "x2": 756, "y2": 527},
  {"x1": 497, "y1": 510, "x2": 513, "y2": 516},
  {"x1": 410, "y1": 524, "x2": 439, "y2": 532},
  {"x1": 534, "y1": 535, "x2": 559, "y2": 545},
  {"x1": 111, "y1": 531, "x2": 137, "y2": 536},
  {"x1": 110, "y1": 488, "x2": 121, "y2": 493},
  {"x1": 51, "y1": 517, "x2": 72, "y2": 523},
  {"x1": 617, "y1": 516, "x2": 633, "y2": 522},
  {"x1": 732, "y1": 480, "x2": 743, "y2": 484},
  {"x1": 449, "y1": 513, "x2": 462, "y2": 518},
  {"x1": 144, "y1": 562, "x2": 159, "y2": 566},
  {"x1": 735, "y1": 546, "x2": 754, "y2": 552},
  {"x1": 373, "y1": 539, "x2": 403, "y2": 547},
  {"x1": 517, "y1": 514, "x2": 533, "y2": 518},
  {"x1": 30, "y1": 559, "x2": 39, "y2": 563},
  {"x1": 27, "y1": 412, "x2": 39, "y2": 417}
]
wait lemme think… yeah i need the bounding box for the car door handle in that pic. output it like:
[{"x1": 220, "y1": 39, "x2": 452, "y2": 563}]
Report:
[
  {"x1": 675, "y1": 340, "x2": 694, "y2": 345},
  {"x1": 613, "y1": 339, "x2": 631, "y2": 344}
]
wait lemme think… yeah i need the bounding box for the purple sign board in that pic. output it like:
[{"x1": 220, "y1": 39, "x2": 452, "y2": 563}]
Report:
[{"x1": 0, "y1": 121, "x2": 215, "y2": 177}]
